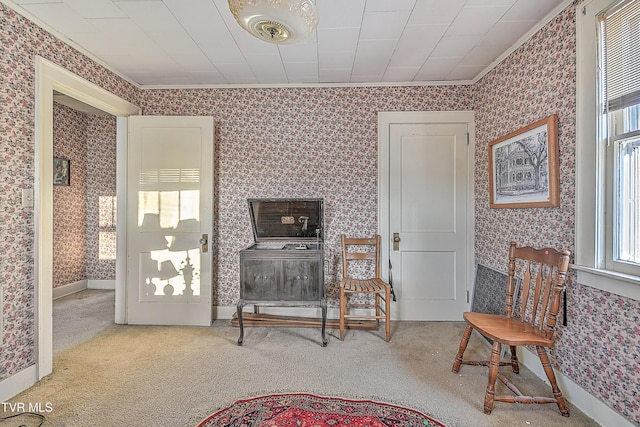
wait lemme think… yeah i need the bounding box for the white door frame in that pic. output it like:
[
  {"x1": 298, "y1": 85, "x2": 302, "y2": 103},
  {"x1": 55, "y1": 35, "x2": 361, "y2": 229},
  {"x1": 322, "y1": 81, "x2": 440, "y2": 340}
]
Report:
[
  {"x1": 34, "y1": 56, "x2": 140, "y2": 379},
  {"x1": 377, "y1": 111, "x2": 476, "y2": 319}
]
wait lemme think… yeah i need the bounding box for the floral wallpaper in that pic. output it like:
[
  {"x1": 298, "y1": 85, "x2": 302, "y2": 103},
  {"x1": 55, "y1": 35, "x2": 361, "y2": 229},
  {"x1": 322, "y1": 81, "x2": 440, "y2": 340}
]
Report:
[
  {"x1": 52, "y1": 105, "x2": 117, "y2": 288},
  {"x1": 0, "y1": 1, "x2": 638, "y2": 424},
  {"x1": 0, "y1": 2, "x2": 138, "y2": 381},
  {"x1": 473, "y1": 4, "x2": 639, "y2": 424},
  {"x1": 53, "y1": 103, "x2": 88, "y2": 288},
  {"x1": 85, "y1": 114, "x2": 117, "y2": 280},
  {"x1": 139, "y1": 86, "x2": 474, "y2": 305}
]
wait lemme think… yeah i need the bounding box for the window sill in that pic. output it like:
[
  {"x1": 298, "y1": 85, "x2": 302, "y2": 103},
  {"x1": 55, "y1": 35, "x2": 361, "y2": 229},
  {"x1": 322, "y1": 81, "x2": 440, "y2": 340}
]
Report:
[{"x1": 571, "y1": 264, "x2": 640, "y2": 301}]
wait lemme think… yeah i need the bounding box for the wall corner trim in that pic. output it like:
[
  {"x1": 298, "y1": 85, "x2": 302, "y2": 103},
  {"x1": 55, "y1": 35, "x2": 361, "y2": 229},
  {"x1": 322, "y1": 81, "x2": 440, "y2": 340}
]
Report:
[
  {"x1": 0, "y1": 365, "x2": 38, "y2": 402},
  {"x1": 52, "y1": 280, "x2": 88, "y2": 300}
]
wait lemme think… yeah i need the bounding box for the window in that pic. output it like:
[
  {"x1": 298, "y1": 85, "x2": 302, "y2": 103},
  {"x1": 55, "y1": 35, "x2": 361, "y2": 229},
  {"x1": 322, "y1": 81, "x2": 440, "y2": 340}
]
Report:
[
  {"x1": 601, "y1": 1, "x2": 640, "y2": 274},
  {"x1": 576, "y1": 0, "x2": 640, "y2": 299}
]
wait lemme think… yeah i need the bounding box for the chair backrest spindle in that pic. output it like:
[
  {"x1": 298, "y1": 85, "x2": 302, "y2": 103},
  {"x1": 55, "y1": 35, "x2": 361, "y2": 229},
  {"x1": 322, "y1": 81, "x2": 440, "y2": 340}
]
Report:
[{"x1": 506, "y1": 241, "x2": 571, "y2": 340}]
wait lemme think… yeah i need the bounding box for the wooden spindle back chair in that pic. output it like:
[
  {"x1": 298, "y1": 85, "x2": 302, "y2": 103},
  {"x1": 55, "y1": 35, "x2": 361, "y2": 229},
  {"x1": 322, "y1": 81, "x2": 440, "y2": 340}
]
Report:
[
  {"x1": 452, "y1": 241, "x2": 571, "y2": 416},
  {"x1": 339, "y1": 235, "x2": 391, "y2": 342}
]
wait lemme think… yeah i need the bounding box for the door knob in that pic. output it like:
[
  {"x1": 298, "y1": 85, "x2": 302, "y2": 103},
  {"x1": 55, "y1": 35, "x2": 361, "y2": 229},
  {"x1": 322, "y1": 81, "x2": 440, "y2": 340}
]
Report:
[
  {"x1": 200, "y1": 234, "x2": 208, "y2": 253},
  {"x1": 393, "y1": 233, "x2": 400, "y2": 251}
]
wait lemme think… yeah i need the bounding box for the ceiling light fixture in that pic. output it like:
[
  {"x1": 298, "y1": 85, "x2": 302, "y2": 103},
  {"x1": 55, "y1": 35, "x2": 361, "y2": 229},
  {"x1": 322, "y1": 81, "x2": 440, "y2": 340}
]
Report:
[{"x1": 228, "y1": 0, "x2": 318, "y2": 44}]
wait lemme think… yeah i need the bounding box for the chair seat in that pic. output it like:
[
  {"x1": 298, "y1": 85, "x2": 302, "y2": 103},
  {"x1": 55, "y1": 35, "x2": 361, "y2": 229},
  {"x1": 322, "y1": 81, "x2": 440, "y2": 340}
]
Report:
[
  {"x1": 341, "y1": 277, "x2": 389, "y2": 293},
  {"x1": 463, "y1": 312, "x2": 553, "y2": 347}
]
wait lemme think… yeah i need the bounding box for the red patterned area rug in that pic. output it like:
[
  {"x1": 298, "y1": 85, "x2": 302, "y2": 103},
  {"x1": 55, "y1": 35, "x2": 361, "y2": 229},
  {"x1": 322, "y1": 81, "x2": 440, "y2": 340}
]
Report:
[{"x1": 197, "y1": 393, "x2": 446, "y2": 427}]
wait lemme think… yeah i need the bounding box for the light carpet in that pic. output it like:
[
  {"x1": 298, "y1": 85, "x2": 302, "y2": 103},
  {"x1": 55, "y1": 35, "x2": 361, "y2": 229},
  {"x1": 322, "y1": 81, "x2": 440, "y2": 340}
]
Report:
[{"x1": 2, "y1": 290, "x2": 600, "y2": 427}]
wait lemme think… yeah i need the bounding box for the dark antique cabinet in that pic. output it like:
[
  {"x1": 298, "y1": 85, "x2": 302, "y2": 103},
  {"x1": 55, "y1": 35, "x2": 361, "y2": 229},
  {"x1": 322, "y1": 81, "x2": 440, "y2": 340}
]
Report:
[{"x1": 237, "y1": 198, "x2": 326, "y2": 346}]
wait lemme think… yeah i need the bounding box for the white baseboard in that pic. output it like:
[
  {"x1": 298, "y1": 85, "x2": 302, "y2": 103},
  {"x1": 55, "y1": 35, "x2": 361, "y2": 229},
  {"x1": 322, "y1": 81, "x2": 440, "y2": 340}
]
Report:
[
  {"x1": 52, "y1": 280, "x2": 87, "y2": 300},
  {"x1": 517, "y1": 347, "x2": 633, "y2": 427},
  {"x1": 87, "y1": 279, "x2": 115, "y2": 290},
  {"x1": 0, "y1": 365, "x2": 37, "y2": 402}
]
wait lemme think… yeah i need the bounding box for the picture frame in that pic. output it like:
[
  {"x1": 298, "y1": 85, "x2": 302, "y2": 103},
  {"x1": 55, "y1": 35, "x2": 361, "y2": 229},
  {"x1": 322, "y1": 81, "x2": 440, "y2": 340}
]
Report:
[
  {"x1": 53, "y1": 157, "x2": 70, "y2": 186},
  {"x1": 488, "y1": 114, "x2": 559, "y2": 208}
]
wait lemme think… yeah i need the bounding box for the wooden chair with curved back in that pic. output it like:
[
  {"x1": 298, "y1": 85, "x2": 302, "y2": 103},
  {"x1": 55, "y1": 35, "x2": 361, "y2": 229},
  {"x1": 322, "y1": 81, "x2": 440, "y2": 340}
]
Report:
[
  {"x1": 452, "y1": 241, "x2": 571, "y2": 416},
  {"x1": 339, "y1": 235, "x2": 391, "y2": 342}
]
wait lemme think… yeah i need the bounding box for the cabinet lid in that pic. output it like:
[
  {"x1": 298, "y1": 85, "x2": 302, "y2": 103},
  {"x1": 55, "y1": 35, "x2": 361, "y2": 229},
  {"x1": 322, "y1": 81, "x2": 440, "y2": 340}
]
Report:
[{"x1": 248, "y1": 198, "x2": 323, "y2": 242}]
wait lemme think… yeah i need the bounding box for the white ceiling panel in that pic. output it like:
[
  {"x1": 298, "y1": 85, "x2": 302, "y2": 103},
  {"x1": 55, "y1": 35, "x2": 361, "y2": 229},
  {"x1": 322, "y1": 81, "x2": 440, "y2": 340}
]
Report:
[
  {"x1": 317, "y1": 27, "x2": 360, "y2": 47},
  {"x1": 316, "y1": 0, "x2": 365, "y2": 28},
  {"x1": 360, "y1": 10, "x2": 411, "y2": 40},
  {"x1": 14, "y1": 0, "x2": 62, "y2": 4},
  {"x1": 382, "y1": 67, "x2": 419, "y2": 82},
  {"x1": 365, "y1": 0, "x2": 416, "y2": 12},
  {"x1": 169, "y1": 53, "x2": 217, "y2": 73},
  {"x1": 446, "y1": 64, "x2": 487, "y2": 80},
  {"x1": 408, "y1": 0, "x2": 467, "y2": 25},
  {"x1": 430, "y1": 35, "x2": 480, "y2": 58},
  {"x1": 21, "y1": 2, "x2": 96, "y2": 33},
  {"x1": 318, "y1": 68, "x2": 351, "y2": 82},
  {"x1": 214, "y1": 63, "x2": 258, "y2": 83},
  {"x1": 465, "y1": 0, "x2": 516, "y2": 6},
  {"x1": 65, "y1": 0, "x2": 126, "y2": 19},
  {"x1": 480, "y1": 20, "x2": 537, "y2": 47},
  {"x1": 394, "y1": 24, "x2": 449, "y2": 52},
  {"x1": 3, "y1": 0, "x2": 571, "y2": 86},
  {"x1": 458, "y1": 44, "x2": 506, "y2": 66},
  {"x1": 351, "y1": 73, "x2": 384, "y2": 83},
  {"x1": 113, "y1": 1, "x2": 182, "y2": 32},
  {"x1": 146, "y1": 30, "x2": 203, "y2": 55},
  {"x1": 503, "y1": 0, "x2": 566, "y2": 21},
  {"x1": 447, "y1": 5, "x2": 511, "y2": 36},
  {"x1": 415, "y1": 57, "x2": 463, "y2": 81},
  {"x1": 284, "y1": 61, "x2": 319, "y2": 78},
  {"x1": 352, "y1": 39, "x2": 397, "y2": 76},
  {"x1": 318, "y1": 51, "x2": 356, "y2": 69},
  {"x1": 389, "y1": 24, "x2": 448, "y2": 68},
  {"x1": 279, "y1": 42, "x2": 318, "y2": 63}
]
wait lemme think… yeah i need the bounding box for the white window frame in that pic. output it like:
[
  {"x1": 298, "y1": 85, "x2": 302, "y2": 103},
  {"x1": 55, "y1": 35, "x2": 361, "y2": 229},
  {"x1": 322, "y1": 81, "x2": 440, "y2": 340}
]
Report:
[{"x1": 575, "y1": 0, "x2": 640, "y2": 300}]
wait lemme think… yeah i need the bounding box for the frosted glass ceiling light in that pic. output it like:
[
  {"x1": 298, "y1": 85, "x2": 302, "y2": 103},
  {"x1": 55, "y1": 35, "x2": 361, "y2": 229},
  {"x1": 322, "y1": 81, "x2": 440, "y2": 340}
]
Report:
[{"x1": 228, "y1": 0, "x2": 318, "y2": 44}]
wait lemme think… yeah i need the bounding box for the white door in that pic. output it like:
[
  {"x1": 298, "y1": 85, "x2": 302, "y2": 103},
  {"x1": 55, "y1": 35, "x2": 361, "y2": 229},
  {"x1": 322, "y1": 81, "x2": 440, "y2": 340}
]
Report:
[
  {"x1": 388, "y1": 123, "x2": 470, "y2": 320},
  {"x1": 127, "y1": 116, "x2": 214, "y2": 325}
]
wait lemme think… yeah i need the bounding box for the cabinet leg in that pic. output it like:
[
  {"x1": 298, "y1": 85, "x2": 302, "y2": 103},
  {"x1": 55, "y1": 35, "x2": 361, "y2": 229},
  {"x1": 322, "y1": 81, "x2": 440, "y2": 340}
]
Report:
[
  {"x1": 237, "y1": 300, "x2": 244, "y2": 346},
  {"x1": 321, "y1": 298, "x2": 328, "y2": 347}
]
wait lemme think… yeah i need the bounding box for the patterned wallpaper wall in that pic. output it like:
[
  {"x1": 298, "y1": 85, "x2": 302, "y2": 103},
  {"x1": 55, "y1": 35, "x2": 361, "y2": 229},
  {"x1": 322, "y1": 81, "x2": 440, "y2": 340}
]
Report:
[
  {"x1": 140, "y1": 86, "x2": 474, "y2": 304},
  {"x1": 473, "y1": 4, "x2": 639, "y2": 424},
  {"x1": 53, "y1": 103, "x2": 88, "y2": 288},
  {"x1": 86, "y1": 114, "x2": 117, "y2": 280},
  {"x1": 52, "y1": 105, "x2": 117, "y2": 288},
  {"x1": 0, "y1": 2, "x2": 138, "y2": 381}
]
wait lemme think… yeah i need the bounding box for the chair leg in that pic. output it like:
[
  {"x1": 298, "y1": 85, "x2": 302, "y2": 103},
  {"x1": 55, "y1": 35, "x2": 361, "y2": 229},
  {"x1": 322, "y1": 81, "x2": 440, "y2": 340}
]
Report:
[
  {"x1": 536, "y1": 346, "x2": 569, "y2": 417},
  {"x1": 384, "y1": 287, "x2": 391, "y2": 342},
  {"x1": 339, "y1": 288, "x2": 346, "y2": 341},
  {"x1": 452, "y1": 323, "x2": 473, "y2": 373},
  {"x1": 484, "y1": 341, "x2": 502, "y2": 414},
  {"x1": 375, "y1": 293, "x2": 381, "y2": 328},
  {"x1": 510, "y1": 345, "x2": 519, "y2": 374}
]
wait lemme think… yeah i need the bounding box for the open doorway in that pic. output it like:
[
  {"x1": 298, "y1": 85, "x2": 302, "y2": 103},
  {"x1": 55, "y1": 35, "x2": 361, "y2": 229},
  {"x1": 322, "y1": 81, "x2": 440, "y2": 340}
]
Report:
[
  {"x1": 51, "y1": 94, "x2": 118, "y2": 355},
  {"x1": 35, "y1": 57, "x2": 140, "y2": 379}
]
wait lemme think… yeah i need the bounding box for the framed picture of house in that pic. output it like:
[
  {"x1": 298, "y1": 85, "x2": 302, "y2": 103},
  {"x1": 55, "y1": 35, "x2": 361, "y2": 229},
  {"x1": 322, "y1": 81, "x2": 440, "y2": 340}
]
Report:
[
  {"x1": 488, "y1": 114, "x2": 559, "y2": 208},
  {"x1": 53, "y1": 157, "x2": 70, "y2": 186}
]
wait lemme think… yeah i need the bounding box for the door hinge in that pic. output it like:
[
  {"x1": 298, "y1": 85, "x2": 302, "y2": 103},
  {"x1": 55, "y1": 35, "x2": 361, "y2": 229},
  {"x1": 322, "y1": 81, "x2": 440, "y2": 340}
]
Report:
[
  {"x1": 466, "y1": 290, "x2": 470, "y2": 303},
  {"x1": 466, "y1": 133, "x2": 469, "y2": 145}
]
